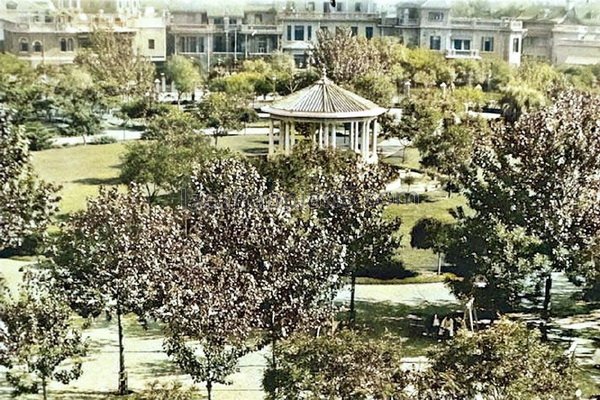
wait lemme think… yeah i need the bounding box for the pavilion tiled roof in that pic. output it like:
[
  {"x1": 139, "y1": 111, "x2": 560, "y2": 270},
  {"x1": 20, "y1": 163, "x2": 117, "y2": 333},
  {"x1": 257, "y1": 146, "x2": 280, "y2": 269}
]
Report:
[{"x1": 262, "y1": 76, "x2": 387, "y2": 120}]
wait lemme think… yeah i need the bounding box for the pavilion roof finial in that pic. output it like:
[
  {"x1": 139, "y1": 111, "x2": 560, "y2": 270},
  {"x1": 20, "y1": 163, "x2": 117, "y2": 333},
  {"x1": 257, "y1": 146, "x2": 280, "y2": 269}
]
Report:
[{"x1": 321, "y1": 66, "x2": 327, "y2": 80}]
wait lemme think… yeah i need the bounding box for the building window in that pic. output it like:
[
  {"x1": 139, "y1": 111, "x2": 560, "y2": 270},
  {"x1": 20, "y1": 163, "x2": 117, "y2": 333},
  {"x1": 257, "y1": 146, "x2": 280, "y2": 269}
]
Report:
[
  {"x1": 351, "y1": 26, "x2": 358, "y2": 36},
  {"x1": 307, "y1": 25, "x2": 312, "y2": 40},
  {"x1": 453, "y1": 39, "x2": 470, "y2": 50},
  {"x1": 67, "y1": 38, "x2": 74, "y2": 51},
  {"x1": 19, "y1": 38, "x2": 29, "y2": 52},
  {"x1": 430, "y1": 35, "x2": 441, "y2": 50},
  {"x1": 148, "y1": 39, "x2": 155, "y2": 49},
  {"x1": 366, "y1": 26, "x2": 373, "y2": 39},
  {"x1": 307, "y1": 1, "x2": 315, "y2": 11},
  {"x1": 481, "y1": 36, "x2": 494, "y2": 52},
  {"x1": 60, "y1": 38, "x2": 67, "y2": 52},
  {"x1": 323, "y1": 1, "x2": 330, "y2": 12},
  {"x1": 512, "y1": 38, "x2": 520, "y2": 53},
  {"x1": 336, "y1": 1, "x2": 343, "y2": 11},
  {"x1": 287, "y1": 25, "x2": 292, "y2": 41},
  {"x1": 33, "y1": 41, "x2": 43, "y2": 53},
  {"x1": 355, "y1": 2, "x2": 362, "y2": 11},
  {"x1": 294, "y1": 25, "x2": 304, "y2": 41},
  {"x1": 428, "y1": 12, "x2": 444, "y2": 21}
]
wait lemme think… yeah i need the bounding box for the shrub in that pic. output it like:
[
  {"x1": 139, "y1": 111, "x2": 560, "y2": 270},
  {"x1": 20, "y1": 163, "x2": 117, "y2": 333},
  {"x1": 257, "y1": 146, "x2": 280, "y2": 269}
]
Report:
[
  {"x1": 90, "y1": 135, "x2": 117, "y2": 145},
  {"x1": 129, "y1": 381, "x2": 198, "y2": 400},
  {"x1": 23, "y1": 122, "x2": 54, "y2": 151}
]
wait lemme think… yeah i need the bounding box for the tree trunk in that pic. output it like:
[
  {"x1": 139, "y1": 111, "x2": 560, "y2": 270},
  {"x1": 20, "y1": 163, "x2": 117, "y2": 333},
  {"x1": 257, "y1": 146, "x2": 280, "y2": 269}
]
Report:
[
  {"x1": 541, "y1": 275, "x2": 552, "y2": 341},
  {"x1": 206, "y1": 381, "x2": 213, "y2": 400},
  {"x1": 349, "y1": 273, "x2": 357, "y2": 325},
  {"x1": 437, "y1": 252, "x2": 442, "y2": 275},
  {"x1": 117, "y1": 304, "x2": 127, "y2": 395},
  {"x1": 42, "y1": 377, "x2": 47, "y2": 400}
]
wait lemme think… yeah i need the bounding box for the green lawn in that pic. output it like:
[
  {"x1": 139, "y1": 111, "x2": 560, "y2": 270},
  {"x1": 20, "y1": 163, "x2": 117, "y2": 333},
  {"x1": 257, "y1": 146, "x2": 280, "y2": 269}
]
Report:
[
  {"x1": 216, "y1": 134, "x2": 269, "y2": 155},
  {"x1": 385, "y1": 192, "x2": 467, "y2": 274},
  {"x1": 382, "y1": 147, "x2": 422, "y2": 171},
  {"x1": 32, "y1": 143, "x2": 127, "y2": 216},
  {"x1": 31, "y1": 136, "x2": 271, "y2": 216}
]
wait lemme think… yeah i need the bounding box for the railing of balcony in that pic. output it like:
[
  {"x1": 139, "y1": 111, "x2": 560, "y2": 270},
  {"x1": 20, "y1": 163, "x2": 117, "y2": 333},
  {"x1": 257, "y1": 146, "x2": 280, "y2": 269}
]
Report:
[
  {"x1": 450, "y1": 18, "x2": 523, "y2": 30},
  {"x1": 240, "y1": 24, "x2": 282, "y2": 33},
  {"x1": 396, "y1": 18, "x2": 419, "y2": 26},
  {"x1": 445, "y1": 49, "x2": 481, "y2": 58},
  {"x1": 279, "y1": 11, "x2": 380, "y2": 20}
]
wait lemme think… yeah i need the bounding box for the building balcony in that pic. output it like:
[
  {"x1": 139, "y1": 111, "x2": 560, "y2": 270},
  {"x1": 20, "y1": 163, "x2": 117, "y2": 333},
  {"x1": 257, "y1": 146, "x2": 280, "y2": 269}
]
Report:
[
  {"x1": 279, "y1": 11, "x2": 380, "y2": 22},
  {"x1": 445, "y1": 49, "x2": 481, "y2": 59},
  {"x1": 239, "y1": 24, "x2": 283, "y2": 35},
  {"x1": 169, "y1": 24, "x2": 215, "y2": 34},
  {"x1": 395, "y1": 18, "x2": 419, "y2": 26},
  {"x1": 450, "y1": 17, "x2": 523, "y2": 31}
]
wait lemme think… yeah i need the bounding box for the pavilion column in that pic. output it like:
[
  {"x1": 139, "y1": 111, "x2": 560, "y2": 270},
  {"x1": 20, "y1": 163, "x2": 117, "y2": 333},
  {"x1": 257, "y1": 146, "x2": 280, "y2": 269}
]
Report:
[
  {"x1": 355, "y1": 122, "x2": 360, "y2": 153},
  {"x1": 279, "y1": 121, "x2": 284, "y2": 151},
  {"x1": 362, "y1": 120, "x2": 369, "y2": 159},
  {"x1": 285, "y1": 121, "x2": 291, "y2": 154},
  {"x1": 324, "y1": 123, "x2": 329, "y2": 147},
  {"x1": 318, "y1": 122, "x2": 323, "y2": 149},
  {"x1": 372, "y1": 119, "x2": 378, "y2": 158},
  {"x1": 349, "y1": 121, "x2": 354, "y2": 151},
  {"x1": 330, "y1": 123, "x2": 336, "y2": 149},
  {"x1": 291, "y1": 122, "x2": 296, "y2": 149},
  {"x1": 268, "y1": 119, "x2": 274, "y2": 155}
]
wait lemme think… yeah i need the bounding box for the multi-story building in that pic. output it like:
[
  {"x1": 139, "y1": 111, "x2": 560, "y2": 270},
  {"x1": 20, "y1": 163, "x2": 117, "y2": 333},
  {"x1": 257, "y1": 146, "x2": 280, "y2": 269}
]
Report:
[
  {"x1": 382, "y1": 0, "x2": 525, "y2": 65},
  {"x1": 167, "y1": 1, "x2": 281, "y2": 68},
  {"x1": 278, "y1": 0, "x2": 380, "y2": 65},
  {"x1": 521, "y1": 3, "x2": 600, "y2": 65},
  {"x1": 0, "y1": 0, "x2": 166, "y2": 66},
  {"x1": 6, "y1": 0, "x2": 600, "y2": 69}
]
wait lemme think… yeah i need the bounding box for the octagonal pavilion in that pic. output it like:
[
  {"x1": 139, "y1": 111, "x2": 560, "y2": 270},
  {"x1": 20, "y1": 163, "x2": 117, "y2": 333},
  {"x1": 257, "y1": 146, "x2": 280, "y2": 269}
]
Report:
[{"x1": 261, "y1": 72, "x2": 387, "y2": 163}]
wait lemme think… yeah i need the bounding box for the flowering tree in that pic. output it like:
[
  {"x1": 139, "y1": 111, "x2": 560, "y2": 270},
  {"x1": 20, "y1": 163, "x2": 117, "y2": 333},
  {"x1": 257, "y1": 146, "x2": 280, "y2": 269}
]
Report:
[
  {"x1": 186, "y1": 157, "x2": 346, "y2": 362},
  {"x1": 0, "y1": 278, "x2": 88, "y2": 400},
  {"x1": 458, "y1": 89, "x2": 600, "y2": 319},
  {"x1": 48, "y1": 186, "x2": 187, "y2": 395}
]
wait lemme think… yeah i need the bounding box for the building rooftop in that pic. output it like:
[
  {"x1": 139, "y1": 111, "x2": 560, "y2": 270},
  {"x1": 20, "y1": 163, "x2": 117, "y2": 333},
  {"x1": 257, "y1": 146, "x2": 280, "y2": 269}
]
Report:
[{"x1": 262, "y1": 74, "x2": 386, "y2": 120}]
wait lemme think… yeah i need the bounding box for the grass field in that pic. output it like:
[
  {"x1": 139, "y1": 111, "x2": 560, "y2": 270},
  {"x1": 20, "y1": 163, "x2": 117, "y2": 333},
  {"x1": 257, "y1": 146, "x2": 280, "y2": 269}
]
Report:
[
  {"x1": 31, "y1": 143, "x2": 127, "y2": 216},
  {"x1": 31, "y1": 136, "x2": 270, "y2": 216}
]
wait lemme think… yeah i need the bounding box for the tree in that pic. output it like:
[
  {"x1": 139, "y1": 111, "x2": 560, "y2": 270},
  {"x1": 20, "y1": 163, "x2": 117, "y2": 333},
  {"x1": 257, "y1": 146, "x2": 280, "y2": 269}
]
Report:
[
  {"x1": 0, "y1": 54, "x2": 45, "y2": 125},
  {"x1": 75, "y1": 29, "x2": 155, "y2": 100},
  {"x1": 158, "y1": 246, "x2": 261, "y2": 400},
  {"x1": 120, "y1": 111, "x2": 218, "y2": 201},
  {"x1": 48, "y1": 186, "x2": 187, "y2": 395},
  {"x1": 54, "y1": 66, "x2": 105, "y2": 143},
  {"x1": 258, "y1": 145, "x2": 401, "y2": 323},
  {"x1": 350, "y1": 73, "x2": 395, "y2": 107},
  {"x1": 460, "y1": 89, "x2": 600, "y2": 321},
  {"x1": 164, "y1": 333, "x2": 247, "y2": 400},
  {"x1": 195, "y1": 92, "x2": 247, "y2": 145},
  {"x1": 0, "y1": 111, "x2": 58, "y2": 252},
  {"x1": 0, "y1": 277, "x2": 88, "y2": 400},
  {"x1": 444, "y1": 216, "x2": 550, "y2": 312},
  {"x1": 165, "y1": 55, "x2": 203, "y2": 104},
  {"x1": 413, "y1": 115, "x2": 486, "y2": 195},
  {"x1": 187, "y1": 157, "x2": 347, "y2": 363},
  {"x1": 263, "y1": 330, "x2": 410, "y2": 400},
  {"x1": 415, "y1": 318, "x2": 578, "y2": 399},
  {"x1": 410, "y1": 217, "x2": 451, "y2": 275},
  {"x1": 313, "y1": 27, "x2": 382, "y2": 84}
]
